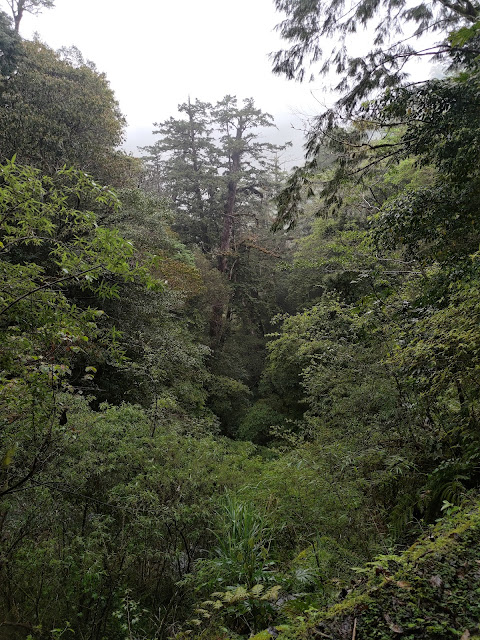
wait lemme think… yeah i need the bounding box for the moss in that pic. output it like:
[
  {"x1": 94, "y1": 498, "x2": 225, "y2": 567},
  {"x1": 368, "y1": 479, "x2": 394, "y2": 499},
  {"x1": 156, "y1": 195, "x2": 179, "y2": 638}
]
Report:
[
  {"x1": 249, "y1": 626, "x2": 292, "y2": 640},
  {"x1": 250, "y1": 632, "x2": 274, "y2": 640},
  {"x1": 272, "y1": 498, "x2": 480, "y2": 640}
]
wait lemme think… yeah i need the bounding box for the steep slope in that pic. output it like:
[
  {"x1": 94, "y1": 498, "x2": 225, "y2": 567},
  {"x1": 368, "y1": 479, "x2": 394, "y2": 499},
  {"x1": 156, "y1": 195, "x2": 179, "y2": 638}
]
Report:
[{"x1": 259, "y1": 499, "x2": 480, "y2": 640}]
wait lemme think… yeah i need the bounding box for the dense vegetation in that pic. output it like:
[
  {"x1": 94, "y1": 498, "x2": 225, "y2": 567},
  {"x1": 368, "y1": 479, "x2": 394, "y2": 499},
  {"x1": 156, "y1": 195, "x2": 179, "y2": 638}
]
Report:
[{"x1": 1, "y1": 0, "x2": 480, "y2": 638}]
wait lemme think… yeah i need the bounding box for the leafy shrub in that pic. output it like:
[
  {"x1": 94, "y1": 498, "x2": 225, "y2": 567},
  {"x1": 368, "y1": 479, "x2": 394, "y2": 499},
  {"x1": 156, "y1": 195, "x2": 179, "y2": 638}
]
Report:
[{"x1": 238, "y1": 400, "x2": 287, "y2": 444}]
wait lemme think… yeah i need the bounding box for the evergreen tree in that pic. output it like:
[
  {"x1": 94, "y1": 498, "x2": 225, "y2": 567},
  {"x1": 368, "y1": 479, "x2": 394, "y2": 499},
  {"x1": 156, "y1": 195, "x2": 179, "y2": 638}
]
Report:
[
  {"x1": 142, "y1": 98, "x2": 219, "y2": 252},
  {"x1": 143, "y1": 96, "x2": 287, "y2": 271},
  {"x1": 142, "y1": 95, "x2": 290, "y2": 377},
  {"x1": 272, "y1": 0, "x2": 480, "y2": 113}
]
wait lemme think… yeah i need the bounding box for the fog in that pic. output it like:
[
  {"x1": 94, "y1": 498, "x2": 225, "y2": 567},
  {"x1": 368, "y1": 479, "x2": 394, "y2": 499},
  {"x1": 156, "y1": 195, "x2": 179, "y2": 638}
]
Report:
[{"x1": 16, "y1": 0, "x2": 329, "y2": 163}]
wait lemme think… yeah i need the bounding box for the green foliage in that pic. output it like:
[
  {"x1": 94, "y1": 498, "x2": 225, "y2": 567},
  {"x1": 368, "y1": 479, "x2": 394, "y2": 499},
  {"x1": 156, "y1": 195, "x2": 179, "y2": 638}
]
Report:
[
  {"x1": 269, "y1": 24, "x2": 480, "y2": 540},
  {"x1": 272, "y1": 0, "x2": 480, "y2": 117},
  {"x1": 238, "y1": 400, "x2": 287, "y2": 445},
  {"x1": 205, "y1": 495, "x2": 273, "y2": 590},
  {"x1": 141, "y1": 98, "x2": 219, "y2": 252},
  {"x1": 448, "y1": 20, "x2": 480, "y2": 46},
  {"x1": 0, "y1": 40, "x2": 136, "y2": 185},
  {"x1": 206, "y1": 376, "x2": 251, "y2": 437},
  {"x1": 0, "y1": 159, "x2": 157, "y2": 503},
  {"x1": 0, "y1": 398, "x2": 264, "y2": 639},
  {"x1": 3, "y1": 0, "x2": 480, "y2": 634},
  {"x1": 142, "y1": 96, "x2": 292, "y2": 429},
  {"x1": 182, "y1": 583, "x2": 283, "y2": 638},
  {"x1": 287, "y1": 537, "x2": 362, "y2": 595},
  {"x1": 266, "y1": 496, "x2": 480, "y2": 640},
  {"x1": 0, "y1": 9, "x2": 21, "y2": 79},
  {"x1": 88, "y1": 187, "x2": 213, "y2": 413},
  {"x1": 143, "y1": 95, "x2": 285, "y2": 259}
]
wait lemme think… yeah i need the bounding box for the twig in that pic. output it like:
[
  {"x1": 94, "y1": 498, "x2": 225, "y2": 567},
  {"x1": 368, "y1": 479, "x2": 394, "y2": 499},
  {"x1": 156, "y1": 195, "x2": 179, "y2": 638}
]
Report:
[{"x1": 0, "y1": 265, "x2": 104, "y2": 316}]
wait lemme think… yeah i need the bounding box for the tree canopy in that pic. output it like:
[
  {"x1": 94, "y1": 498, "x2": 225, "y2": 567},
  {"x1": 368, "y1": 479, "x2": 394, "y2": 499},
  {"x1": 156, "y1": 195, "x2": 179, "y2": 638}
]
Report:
[
  {"x1": 272, "y1": 0, "x2": 480, "y2": 114},
  {"x1": 0, "y1": 40, "x2": 136, "y2": 185}
]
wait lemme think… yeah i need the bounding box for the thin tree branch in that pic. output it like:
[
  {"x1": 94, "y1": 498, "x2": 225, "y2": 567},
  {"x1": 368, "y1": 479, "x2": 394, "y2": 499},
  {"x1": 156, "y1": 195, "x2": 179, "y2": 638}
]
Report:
[{"x1": 0, "y1": 265, "x2": 103, "y2": 316}]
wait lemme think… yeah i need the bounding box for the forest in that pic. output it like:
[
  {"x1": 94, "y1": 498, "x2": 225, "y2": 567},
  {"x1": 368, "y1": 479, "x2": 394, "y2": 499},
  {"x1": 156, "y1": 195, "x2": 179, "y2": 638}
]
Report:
[{"x1": 1, "y1": 0, "x2": 480, "y2": 638}]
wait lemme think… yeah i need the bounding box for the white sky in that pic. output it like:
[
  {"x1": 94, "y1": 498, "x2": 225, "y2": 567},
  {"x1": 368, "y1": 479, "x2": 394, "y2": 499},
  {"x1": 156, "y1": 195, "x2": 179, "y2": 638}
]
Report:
[
  {"x1": 16, "y1": 0, "x2": 330, "y2": 166},
  {"x1": 12, "y1": 0, "x2": 439, "y2": 167}
]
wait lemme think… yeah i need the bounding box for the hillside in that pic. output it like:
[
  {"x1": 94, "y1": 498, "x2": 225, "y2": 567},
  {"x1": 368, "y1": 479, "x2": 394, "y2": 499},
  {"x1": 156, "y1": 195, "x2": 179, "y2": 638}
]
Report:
[{"x1": 258, "y1": 500, "x2": 480, "y2": 640}]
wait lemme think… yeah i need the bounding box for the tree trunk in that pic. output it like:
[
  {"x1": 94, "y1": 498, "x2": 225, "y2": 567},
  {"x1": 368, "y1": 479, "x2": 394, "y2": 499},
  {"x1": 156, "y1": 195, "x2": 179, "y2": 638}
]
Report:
[
  {"x1": 186, "y1": 99, "x2": 204, "y2": 219},
  {"x1": 212, "y1": 117, "x2": 244, "y2": 339},
  {"x1": 218, "y1": 117, "x2": 242, "y2": 273},
  {"x1": 13, "y1": 0, "x2": 25, "y2": 33},
  {"x1": 14, "y1": 10, "x2": 22, "y2": 32},
  {"x1": 218, "y1": 175, "x2": 238, "y2": 273}
]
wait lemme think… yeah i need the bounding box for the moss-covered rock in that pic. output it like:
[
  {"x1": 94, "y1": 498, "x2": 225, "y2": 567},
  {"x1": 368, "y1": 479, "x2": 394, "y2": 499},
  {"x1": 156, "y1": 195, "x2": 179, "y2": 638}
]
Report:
[{"x1": 271, "y1": 499, "x2": 480, "y2": 639}]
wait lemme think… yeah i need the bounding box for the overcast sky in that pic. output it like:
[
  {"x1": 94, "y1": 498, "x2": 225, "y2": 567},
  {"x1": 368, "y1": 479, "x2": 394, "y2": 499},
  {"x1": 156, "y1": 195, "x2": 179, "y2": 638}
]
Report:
[
  {"x1": 14, "y1": 0, "x2": 332, "y2": 166},
  {"x1": 11, "y1": 0, "x2": 439, "y2": 168}
]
